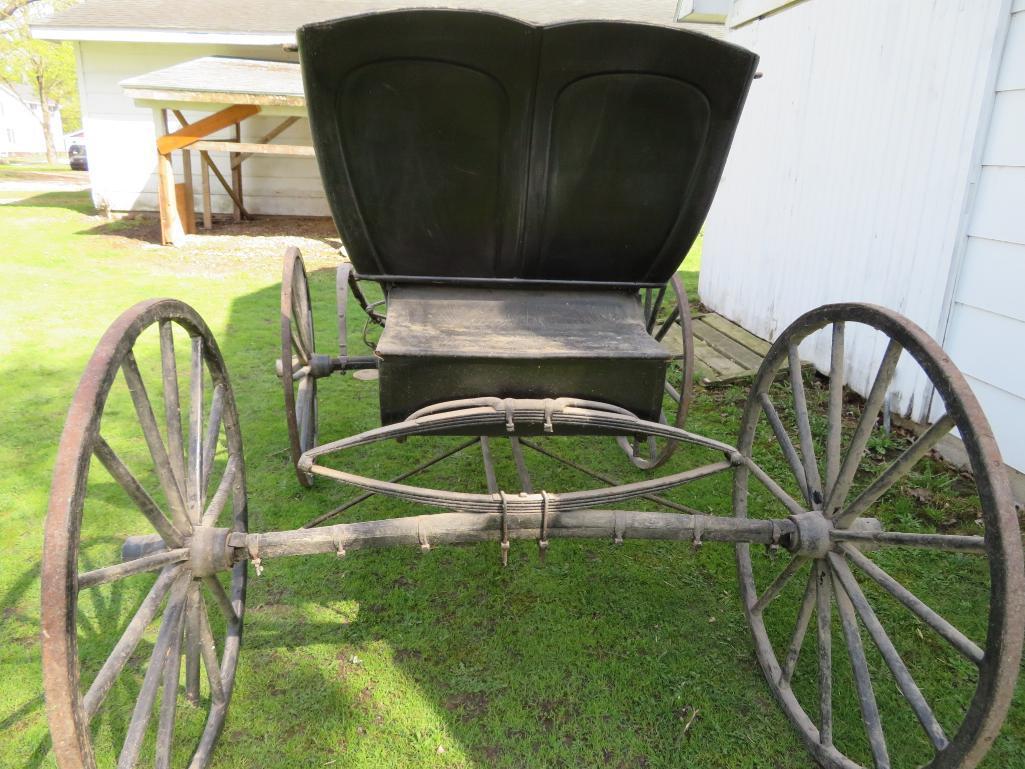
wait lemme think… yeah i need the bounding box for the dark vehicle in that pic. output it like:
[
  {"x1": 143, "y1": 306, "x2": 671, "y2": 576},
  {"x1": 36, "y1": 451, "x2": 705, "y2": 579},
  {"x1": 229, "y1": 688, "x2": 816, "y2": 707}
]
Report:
[
  {"x1": 68, "y1": 142, "x2": 87, "y2": 171},
  {"x1": 39, "y1": 10, "x2": 1025, "y2": 769}
]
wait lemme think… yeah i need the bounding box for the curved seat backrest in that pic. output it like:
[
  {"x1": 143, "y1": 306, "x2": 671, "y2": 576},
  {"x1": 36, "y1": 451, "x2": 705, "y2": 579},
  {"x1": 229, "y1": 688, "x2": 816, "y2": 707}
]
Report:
[{"x1": 299, "y1": 10, "x2": 758, "y2": 285}]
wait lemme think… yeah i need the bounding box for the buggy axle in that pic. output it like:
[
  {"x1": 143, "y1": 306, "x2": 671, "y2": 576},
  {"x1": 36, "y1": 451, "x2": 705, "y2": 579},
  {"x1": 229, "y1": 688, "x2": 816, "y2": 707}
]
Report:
[{"x1": 110, "y1": 512, "x2": 944, "y2": 583}]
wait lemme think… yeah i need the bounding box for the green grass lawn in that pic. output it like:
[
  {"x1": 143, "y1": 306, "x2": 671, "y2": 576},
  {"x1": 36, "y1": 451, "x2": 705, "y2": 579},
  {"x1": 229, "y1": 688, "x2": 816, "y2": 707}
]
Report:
[{"x1": 0, "y1": 188, "x2": 1021, "y2": 769}]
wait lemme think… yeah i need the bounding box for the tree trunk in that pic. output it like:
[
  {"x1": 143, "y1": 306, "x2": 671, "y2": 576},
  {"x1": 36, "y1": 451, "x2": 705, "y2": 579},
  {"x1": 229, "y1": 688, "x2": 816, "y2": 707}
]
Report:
[{"x1": 36, "y1": 74, "x2": 56, "y2": 164}]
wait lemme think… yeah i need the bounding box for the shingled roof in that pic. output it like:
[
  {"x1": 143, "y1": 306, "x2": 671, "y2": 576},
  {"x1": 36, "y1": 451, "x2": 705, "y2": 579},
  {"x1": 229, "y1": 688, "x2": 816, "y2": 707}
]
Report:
[{"x1": 33, "y1": 1, "x2": 720, "y2": 43}]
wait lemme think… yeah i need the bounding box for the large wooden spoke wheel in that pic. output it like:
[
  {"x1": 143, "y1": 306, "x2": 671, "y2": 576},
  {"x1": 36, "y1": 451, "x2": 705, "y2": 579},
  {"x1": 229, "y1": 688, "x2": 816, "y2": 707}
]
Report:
[
  {"x1": 281, "y1": 247, "x2": 319, "y2": 486},
  {"x1": 618, "y1": 274, "x2": 695, "y2": 469},
  {"x1": 42, "y1": 299, "x2": 247, "y2": 769},
  {"x1": 734, "y1": 303, "x2": 1024, "y2": 769}
]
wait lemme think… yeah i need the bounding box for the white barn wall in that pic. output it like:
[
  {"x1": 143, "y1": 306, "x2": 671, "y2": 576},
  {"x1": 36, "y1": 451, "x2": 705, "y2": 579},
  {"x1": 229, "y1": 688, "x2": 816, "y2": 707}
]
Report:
[
  {"x1": 701, "y1": 0, "x2": 1008, "y2": 423},
  {"x1": 942, "y1": 3, "x2": 1025, "y2": 472},
  {"x1": 77, "y1": 41, "x2": 328, "y2": 217}
]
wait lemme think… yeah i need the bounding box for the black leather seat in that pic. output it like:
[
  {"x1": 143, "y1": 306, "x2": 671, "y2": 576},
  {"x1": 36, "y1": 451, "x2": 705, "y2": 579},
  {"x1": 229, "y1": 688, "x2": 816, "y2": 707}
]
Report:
[{"x1": 376, "y1": 286, "x2": 670, "y2": 424}]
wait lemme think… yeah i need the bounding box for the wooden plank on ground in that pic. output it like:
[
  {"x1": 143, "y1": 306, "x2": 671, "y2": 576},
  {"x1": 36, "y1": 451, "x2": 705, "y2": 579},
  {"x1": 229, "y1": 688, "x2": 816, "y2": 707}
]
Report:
[
  {"x1": 693, "y1": 317, "x2": 764, "y2": 372},
  {"x1": 174, "y1": 183, "x2": 196, "y2": 234},
  {"x1": 156, "y1": 104, "x2": 260, "y2": 154},
  {"x1": 698, "y1": 312, "x2": 772, "y2": 356},
  {"x1": 693, "y1": 336, "x2": 749, "y2": 381}
]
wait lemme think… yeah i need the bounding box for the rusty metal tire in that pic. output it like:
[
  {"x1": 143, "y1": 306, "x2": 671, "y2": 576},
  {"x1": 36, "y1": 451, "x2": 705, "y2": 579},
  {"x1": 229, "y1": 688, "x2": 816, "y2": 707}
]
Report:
[
  {"x1": 281, "y1": 247, "x2": 318, "y2": 486},
  {"x1": 42, "y1": 299, "x2": 247, "y2": 769},
  {"x1": 734, "y1": 303, "x2": 1024, "y2": 769},
  {"x1": 618, "y1": 274, "x2": 695, "y2": 469}
]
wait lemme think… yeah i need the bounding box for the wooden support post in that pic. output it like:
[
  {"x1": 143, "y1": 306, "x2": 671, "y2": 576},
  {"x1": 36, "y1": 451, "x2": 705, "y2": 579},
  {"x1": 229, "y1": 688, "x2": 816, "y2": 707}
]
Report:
[
  {"x1": 154, "y1": 109, "x2": 185, "y2": 246},
  {"x1": 230, "y1": 122, "x2": 243, "y2": 223},
  {"x1": 201, "y1": 155, "x2": 212, "y2": 229},
  {"x1": 181, "y1": 147, "x2": 195, "y2": 234}
]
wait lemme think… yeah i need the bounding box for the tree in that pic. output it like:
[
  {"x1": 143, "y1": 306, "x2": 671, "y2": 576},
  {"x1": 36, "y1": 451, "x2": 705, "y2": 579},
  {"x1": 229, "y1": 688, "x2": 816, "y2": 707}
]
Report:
[{"x1": 0, "y1": 1, "x2": 79, "y2": 162}]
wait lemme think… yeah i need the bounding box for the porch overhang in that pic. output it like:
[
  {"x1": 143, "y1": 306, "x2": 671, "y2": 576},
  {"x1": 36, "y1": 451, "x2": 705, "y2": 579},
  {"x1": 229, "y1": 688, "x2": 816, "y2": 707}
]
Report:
[{"x1": 121, "y1": 57, "x2": 314, "y2": 245}]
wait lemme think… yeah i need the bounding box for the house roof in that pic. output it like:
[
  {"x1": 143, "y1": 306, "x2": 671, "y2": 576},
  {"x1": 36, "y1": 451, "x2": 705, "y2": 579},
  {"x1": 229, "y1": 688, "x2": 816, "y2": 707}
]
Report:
[
  {"x1": 33, "y1": 1, "x2": 722, "y2": 44},
  {"x1": 120, "y1": 57, "x2": 305, "y2": 107}
]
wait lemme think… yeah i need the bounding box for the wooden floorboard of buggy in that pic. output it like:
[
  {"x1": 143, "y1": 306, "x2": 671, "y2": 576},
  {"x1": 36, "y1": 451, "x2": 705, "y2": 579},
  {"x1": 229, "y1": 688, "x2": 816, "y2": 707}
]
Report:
[{"x1": 691, "y1": 312, "x2": 771, "y2": 386}]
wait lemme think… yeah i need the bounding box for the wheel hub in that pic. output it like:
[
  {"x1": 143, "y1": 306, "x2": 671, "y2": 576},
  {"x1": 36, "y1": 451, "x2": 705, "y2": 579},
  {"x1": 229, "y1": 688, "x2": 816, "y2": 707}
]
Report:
[{"x1": 189, "y1": 526, "x2": 234, "y2": 577}]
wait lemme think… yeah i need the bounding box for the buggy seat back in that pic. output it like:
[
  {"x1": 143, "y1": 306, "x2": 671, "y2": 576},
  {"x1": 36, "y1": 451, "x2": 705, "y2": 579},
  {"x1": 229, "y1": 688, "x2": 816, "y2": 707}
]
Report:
[{"x1": 298, "y1": 10, "x2": 758, "y2": 286}]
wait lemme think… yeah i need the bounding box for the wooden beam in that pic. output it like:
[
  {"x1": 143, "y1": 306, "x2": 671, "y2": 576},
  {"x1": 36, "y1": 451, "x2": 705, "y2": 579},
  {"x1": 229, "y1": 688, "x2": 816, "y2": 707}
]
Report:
[
  {"x1": 200, "y1": 155, "x2": 212, "y2": 229},
  {"x1": 200, "y1": 152, "x2": 248, "y2": 219},
  {"x1": 194, "y1": 140, "x2": 315, "y2": 158},
  {"x1": 156, "y1": 104, "x2": 260, "y2": 154},
  {"x1": 230, "y1": 116, "x2": 301, "y2": 168},
  {"x1": 174, "y1": 184, "x2": 196, "y2": 235},
  {"x1": 181, "y1": 148, "x2": 195, "y2": 232},
  {"x1": 154, "y1": 108, "x2": 185, "y2": 246},
  {"x1": 231, "y1": 123, "x2": 243, "y2": 223}
]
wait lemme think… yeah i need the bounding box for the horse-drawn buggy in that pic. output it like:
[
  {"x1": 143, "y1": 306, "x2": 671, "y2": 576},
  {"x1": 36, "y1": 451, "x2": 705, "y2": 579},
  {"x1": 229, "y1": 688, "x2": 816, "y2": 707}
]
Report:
[{"x1": 42, "y1": 10, "x2": 1024, "y2": 769}]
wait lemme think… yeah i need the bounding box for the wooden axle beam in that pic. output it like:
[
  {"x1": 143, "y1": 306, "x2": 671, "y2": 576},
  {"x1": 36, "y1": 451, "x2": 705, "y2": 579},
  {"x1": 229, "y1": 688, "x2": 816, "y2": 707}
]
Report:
[{"x1": 228, "y1": 510, "x2": 798, "y2": 562}]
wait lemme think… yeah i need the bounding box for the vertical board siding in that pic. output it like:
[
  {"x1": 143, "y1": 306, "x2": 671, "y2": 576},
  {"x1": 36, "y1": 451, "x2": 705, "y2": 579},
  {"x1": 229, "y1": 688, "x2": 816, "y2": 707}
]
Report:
[
  {"x1": 78, "y1": 41, "x2": 329, "y2": 217},
  {"x1": 945, "y1": 5, "x2": 1025, "y2": 472},
  {"x1": 702, "y1": 0, "x2": 1005, "y2": 424}
]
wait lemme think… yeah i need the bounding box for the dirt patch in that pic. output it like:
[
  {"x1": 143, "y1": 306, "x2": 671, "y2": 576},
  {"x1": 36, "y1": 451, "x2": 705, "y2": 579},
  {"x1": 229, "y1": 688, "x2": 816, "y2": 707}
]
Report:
[
  {"x1": 444, "y1": 691, "x2": 489, "y2": 721},
  {"x1": 89, "y1": 214, "x2": 345, "y2": 278}
]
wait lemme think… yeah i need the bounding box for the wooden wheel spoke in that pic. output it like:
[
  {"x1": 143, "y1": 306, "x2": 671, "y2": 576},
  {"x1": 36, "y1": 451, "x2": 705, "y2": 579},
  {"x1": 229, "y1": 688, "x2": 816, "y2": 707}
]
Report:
[
  {"x1": 828, "y1": 554, "x2": 948, "y2": 750},
  {"x1": 116, "y1": 575, "x2": 189, "y2": 769},
  {"x1": 759, "y1": 392, "x2": 812, "y2": 506},
  {"x1": 79, "y1": 548, "x2": 189, "y2": 591},
  {"x1": 832, "y1": 529, "x2": 986, "y2": 553},
  {"x1": 752, "y1": 556, "x2": 809, "y2": 614},
  {"x1": 93, "y1": 436, "x2": 184, "y2": 547},
  {"x1": 291, "y1": 281, "x2": 314, "y2": 355},
  {"x1": 825, "y1": 322, "x2": 845, "y2": 494},
  {"x1": 841, "y1": 545, "x2": 983, "y2": 665},
  {"x1": 815, "y1": 561, "x2": 833, "y2": 747},
  {"x1": 788, "y1": 346, "x2": 823, "y2": 507},
  {"x1": 780, "y1": 571, "x2": 817, "y2": 685},
  {"x1": 290, "y1": 332, "x2": 309, "y2": 364},
  {"x1": 83, "y1": 566, "x2": 181, "y2": 720},
  {"x1": 830, "y1": 564, "x2": 890, "y2": 769},
  {"x1": 654, "y1": 305, "x2": 680, "y2": 342},
  {"x1": 296, "y1": 377, "x2": 315, "y2": 449},
  {"x1": 197, "y1": 593, "x2": 226, "y2": 704},
  {"x1": 201, "y1": 454, "x2": 239, "y2": 527},
  {"x1": 120, "y1": 351, "x2": 191, "y2": 532},
  {"x1": 645, "y1": 285, "x2": 667, "y2": 333},
  {"x1": 187, "y1": 336, "x2": 204, "y2": 521},
  {"x1": 201, "y1": 384, "x2": 226, "y2": 494},
  {"x1": 835, "y1": 414, "x2": 956, "y2": 528},
  {"x1": 203, "y1": 574, "x2": 240, "y2": 627},
  {"x1": 158, "y1": 321, "x2": 187, "y2": 503},
  {"x1": 741, "y1": 457, "x2": 807, "y2": 517},
  {"x1": 824, "y1": 339, "x2": 902, "y2": 516},
  {"x1": 155, "y1": 587, "x2": 188, "y2": 769},
  {"x1": 184, "y1": 584, "x2": 202, "y2": 706}
]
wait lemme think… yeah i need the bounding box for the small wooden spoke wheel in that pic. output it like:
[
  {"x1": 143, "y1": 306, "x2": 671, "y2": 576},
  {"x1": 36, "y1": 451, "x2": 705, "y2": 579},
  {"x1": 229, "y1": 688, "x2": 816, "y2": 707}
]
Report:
[
  {"x1": 618, "y1": 274, "x2": 695, "y2": 469},
  {"x1": 281, "y1": 247, "x2": 319, "y2": 486},
  {"x1": 734, "y1": 303, "x2": 1024, "y2": 769},
  {"x1": 42, "y1": 299, "x2": 247, "y2": 769}
]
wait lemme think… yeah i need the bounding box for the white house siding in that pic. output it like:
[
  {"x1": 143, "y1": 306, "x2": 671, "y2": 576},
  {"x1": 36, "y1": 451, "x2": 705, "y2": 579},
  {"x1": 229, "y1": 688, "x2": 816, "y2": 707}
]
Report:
[
  {"x1": 76, "y1": 41, "x2": 328, "y2": 216},
  {"x1": 700, "y1": 0, "x2": 1008, "y2": 427},
  {"x1": 942, "y1": 0, "x2": 1025, "y2": 472}
]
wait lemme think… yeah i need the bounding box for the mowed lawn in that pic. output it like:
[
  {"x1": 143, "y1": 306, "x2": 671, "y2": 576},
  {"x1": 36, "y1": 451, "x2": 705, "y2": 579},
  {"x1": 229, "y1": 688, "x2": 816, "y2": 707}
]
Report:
[{"x1": 0, "y1": 178, "x2": 1022, "y2": 769}]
